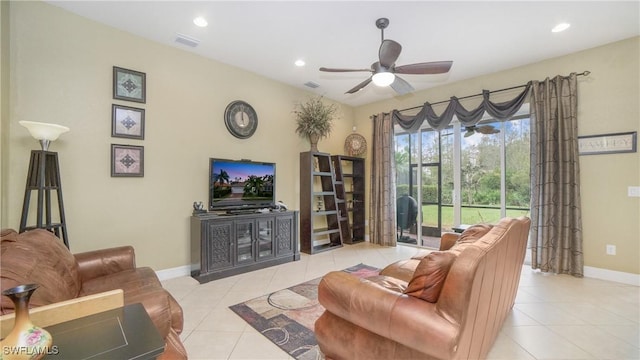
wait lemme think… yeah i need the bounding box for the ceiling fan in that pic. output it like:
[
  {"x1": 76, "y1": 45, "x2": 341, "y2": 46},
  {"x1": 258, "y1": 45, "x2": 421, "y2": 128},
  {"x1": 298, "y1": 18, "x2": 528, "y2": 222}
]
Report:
[
  {"x1": 319, "y1": 18, "x2": 453, "y2": 95},
  {"x1": 464, "y1": 124, "x2": 500, "y2": 137}
]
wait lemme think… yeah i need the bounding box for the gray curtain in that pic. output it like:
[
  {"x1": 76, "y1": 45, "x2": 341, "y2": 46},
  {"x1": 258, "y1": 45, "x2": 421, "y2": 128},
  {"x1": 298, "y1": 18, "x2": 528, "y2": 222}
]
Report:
[
  {"x1": 392, "y1": 84, "x2": 531, "y2": 131},
  {"x1": 370, "y1": 112, "x2": 397, "y2": 246},
  {"x1": 530, "y1": 73, "x2": 584, "y2": 277}
]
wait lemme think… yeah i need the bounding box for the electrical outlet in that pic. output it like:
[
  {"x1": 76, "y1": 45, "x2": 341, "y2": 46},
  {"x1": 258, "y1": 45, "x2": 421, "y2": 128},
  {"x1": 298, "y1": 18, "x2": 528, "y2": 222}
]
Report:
[
  {"x1": 606, "y1": 244, "x2": 616, "y2": 255},
  {"x1": 628, "y1": 186, "x2": 640, "y2": 197}
]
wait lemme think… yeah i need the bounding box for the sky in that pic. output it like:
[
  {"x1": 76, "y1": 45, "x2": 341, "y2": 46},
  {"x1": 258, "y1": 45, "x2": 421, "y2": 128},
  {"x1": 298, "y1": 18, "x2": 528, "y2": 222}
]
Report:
[{"x1": 212, "y1": 160, "x2": 274, "y2": 181}]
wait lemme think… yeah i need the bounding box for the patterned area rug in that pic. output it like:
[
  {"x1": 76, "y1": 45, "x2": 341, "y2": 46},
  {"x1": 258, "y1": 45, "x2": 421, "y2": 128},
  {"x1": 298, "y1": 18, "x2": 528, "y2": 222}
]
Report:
[{"x1": 229, "y1": 264, "x2": 380, "y2": 360}]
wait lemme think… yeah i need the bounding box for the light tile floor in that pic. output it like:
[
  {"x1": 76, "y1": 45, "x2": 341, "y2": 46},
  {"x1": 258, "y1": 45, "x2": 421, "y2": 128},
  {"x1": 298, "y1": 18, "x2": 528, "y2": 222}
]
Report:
[{"x1": 162, "y1": 242, "x2": 640, "y2": 360}]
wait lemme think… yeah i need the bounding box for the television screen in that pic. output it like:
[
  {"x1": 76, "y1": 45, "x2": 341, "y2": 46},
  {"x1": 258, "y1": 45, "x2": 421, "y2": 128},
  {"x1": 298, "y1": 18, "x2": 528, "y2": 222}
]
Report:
[{"x1": 209, "y1": 158, "x2": 275, "y2": 211}]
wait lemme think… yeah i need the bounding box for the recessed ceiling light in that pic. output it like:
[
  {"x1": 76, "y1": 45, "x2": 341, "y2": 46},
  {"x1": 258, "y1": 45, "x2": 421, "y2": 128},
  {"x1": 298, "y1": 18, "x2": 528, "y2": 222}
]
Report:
[
  {"x1": 295, "y1": 59, "x2": 306, "y2": 67},
  {"x1": 193, "y1": 17, "x2": 208, "y2": 27},
  {"x1": 552, "y1": 23, "x2": 570, "y2": 33}
]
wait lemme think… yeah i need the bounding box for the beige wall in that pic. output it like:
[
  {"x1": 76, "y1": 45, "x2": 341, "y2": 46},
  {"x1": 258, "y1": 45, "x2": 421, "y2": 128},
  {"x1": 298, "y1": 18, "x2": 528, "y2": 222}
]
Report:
[
  {"x1": 4, "y1": 2, "x2": 638, "y2": 276},
  {"x1": 1, "y1": 1, "x2": 10, "y2": 228},
  {"x1": 355, "y1": 37, "x2": 640, "y2": 275},
  {"x1": 3, "y1": 2, "x2": 354, "y2": 270}
]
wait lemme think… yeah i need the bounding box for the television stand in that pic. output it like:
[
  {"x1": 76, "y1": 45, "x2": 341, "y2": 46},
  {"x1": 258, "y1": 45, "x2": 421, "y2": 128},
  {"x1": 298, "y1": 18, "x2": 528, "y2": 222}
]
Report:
[{"x1": 190, "y1": 210, "x2": 299, "y2": 283}]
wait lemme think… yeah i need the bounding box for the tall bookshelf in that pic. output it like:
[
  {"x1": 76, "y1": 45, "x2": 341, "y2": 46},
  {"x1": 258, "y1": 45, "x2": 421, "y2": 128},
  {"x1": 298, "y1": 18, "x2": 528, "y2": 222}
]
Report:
[
  {"x1": 332, "y1": 155, "x2": 365, "y2": 244},
  {"x1": 299, "y1": 152, "x2": 343, "y2": 254}
]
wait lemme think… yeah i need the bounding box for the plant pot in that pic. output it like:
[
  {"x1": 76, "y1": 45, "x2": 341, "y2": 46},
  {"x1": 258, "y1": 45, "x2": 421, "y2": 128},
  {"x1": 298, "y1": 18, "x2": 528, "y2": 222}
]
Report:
[
  {"x1": 308, "y1": 133, "x2": 320, "y2": 152},
  {"x1": 0, "y1": 284, "x2": 53, "y2": 360}
]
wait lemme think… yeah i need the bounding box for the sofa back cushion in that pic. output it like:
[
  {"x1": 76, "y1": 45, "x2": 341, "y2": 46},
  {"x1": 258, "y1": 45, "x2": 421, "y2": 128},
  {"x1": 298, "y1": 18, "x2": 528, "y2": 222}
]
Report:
[{"x1": 1, "y1": 229, "x2": 81, "y2": 314}]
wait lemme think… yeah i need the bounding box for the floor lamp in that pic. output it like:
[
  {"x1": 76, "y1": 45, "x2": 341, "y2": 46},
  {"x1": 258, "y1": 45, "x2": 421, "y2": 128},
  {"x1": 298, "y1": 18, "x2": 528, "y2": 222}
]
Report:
[{"x1": 19, "y1": 121, "x2": 70, "y2": 248}]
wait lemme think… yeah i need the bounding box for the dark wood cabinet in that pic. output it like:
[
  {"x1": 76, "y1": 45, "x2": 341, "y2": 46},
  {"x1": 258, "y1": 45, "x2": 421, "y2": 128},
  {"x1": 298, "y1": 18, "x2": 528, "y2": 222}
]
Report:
[
  {"x1": 191, "y1": 211, "x2": 299, "y2": 283},
  {"x1": 332, "y1": 155, "x2": 365, "y2": 244}
]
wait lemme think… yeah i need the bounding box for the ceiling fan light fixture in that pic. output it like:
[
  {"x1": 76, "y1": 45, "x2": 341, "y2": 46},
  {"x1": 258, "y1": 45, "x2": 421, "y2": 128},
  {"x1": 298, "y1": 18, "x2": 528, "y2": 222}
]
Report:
[{"x1": 372, "y1": 72, "x2": 395, "y2": 87}]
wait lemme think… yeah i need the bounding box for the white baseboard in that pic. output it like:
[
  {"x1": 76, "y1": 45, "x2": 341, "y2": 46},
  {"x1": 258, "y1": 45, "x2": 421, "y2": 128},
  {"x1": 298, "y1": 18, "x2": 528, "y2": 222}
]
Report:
[
  {"x1": 156, "y1": 265, "x2": 191, "y2": 281},
  {"x1": 584, "y1": 266, "x2": 640, "y2": 286}
]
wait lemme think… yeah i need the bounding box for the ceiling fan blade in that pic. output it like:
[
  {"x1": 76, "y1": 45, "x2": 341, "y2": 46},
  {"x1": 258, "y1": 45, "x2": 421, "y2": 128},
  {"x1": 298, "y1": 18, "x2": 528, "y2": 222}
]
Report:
[
  {"x1": 346, "y1": 77, "x2": 373, "y2": 94},
  {"x1": 389, "y1": 75, "x2": 414, "y2": 95},
  {"x1": 394, "y1": 61, "x2": 453, "y2": 75},
  {"x1": 319, "y1": 67, "x2": 373, "y2": 73},
  {"x1": 379, "y1": 39, "x2": 402, "y2": 68},
  {"x1": 464, "y1": 126, "x2": 476, "y2": 137},
  {"x1": 477, "y1": 125, "x2": 500, "y2": 134}
]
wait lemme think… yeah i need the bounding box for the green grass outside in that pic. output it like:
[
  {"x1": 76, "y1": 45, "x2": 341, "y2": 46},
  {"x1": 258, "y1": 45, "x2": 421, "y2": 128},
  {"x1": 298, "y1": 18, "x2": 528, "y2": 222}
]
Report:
[{"x1": 421, "y1": 204, "x2": 530, "y2": 230}]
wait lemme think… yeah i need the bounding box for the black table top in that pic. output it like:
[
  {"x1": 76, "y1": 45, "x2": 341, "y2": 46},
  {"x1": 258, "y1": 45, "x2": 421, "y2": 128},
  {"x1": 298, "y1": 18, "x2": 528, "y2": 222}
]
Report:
[{"x1": 43, "y1": 303, "x2": 164, "y2": 360}]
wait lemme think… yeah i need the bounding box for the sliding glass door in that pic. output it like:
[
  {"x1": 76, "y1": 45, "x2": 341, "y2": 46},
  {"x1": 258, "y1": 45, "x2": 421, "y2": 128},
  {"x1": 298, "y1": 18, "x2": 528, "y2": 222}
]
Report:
[{"x1": 395, "y1": 128, "x2": 444, "y2": 246}]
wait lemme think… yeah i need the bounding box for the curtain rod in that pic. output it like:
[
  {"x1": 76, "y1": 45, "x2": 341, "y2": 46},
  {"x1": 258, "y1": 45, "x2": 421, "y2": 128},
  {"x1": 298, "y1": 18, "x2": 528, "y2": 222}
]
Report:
[{"x1": 397, "y1": 70, "x2": 591, "y2": 113}]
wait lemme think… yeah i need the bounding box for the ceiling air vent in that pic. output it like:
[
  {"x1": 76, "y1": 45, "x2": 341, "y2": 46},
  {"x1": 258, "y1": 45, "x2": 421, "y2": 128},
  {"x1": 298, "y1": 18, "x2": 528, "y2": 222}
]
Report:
[
  {"x1": 304, "y1": 81, "x2": 320, "y2": 89},
  {"x1": 175, "y1": 33, "x2": 200, "y2": 48}
]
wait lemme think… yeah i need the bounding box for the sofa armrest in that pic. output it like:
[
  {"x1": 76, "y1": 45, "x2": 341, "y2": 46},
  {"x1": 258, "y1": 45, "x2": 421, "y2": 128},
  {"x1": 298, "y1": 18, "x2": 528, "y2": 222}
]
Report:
[
  {"x1": 125, "y1": 287, "x2": 181, "y2": 338},
  {"x1": 75, "y1": 246, "x2": 136, "y2": 282},
  {"x1": 318, "y1": 271, "x2": 459, "y2": 360}
]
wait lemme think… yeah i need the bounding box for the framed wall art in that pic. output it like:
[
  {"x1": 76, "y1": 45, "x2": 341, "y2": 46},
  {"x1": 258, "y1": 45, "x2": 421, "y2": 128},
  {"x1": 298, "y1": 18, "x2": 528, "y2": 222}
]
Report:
[
  {"x1": 111, "y1": 144, "x2": 144, "y2": 177},
  {"x1": 112, "y1": 104, "x2": 145, "y2": 139},
  {"x1": 578, "y1": 131, "x2": 637, "y2": 155},
  {"x1": 113, "y1": 66, "x2": 146, "y2": 103}
]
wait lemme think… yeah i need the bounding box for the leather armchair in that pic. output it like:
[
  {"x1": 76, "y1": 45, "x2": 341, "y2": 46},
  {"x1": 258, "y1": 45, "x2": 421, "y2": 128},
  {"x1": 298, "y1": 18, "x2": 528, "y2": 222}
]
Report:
[
  {"x1": 0, "y1": 229, "x2": 187, "y2": 360},
  {"x1": 316, "y1": 217, "x2": 530, "y2": 360}
]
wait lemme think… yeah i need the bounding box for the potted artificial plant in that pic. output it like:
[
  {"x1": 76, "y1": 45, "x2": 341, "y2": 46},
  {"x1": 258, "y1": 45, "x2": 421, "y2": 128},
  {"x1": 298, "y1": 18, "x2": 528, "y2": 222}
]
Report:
[{"x1": 294, "y1": 96, "x2": 338, "y2": 152}]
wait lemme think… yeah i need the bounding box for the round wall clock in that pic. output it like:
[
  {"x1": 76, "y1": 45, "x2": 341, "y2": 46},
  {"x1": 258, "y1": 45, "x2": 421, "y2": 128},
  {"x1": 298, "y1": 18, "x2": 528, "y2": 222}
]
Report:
[{"x1": 224, "y1": 100, "x2": 258, "y2": 139}]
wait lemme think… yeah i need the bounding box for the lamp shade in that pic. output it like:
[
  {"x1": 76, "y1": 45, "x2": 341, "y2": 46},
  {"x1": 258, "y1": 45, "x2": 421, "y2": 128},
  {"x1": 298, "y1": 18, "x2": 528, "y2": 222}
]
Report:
[
  {"x1": 19, "y1": 121, "x2": 70, "y2": 151},
  {"x1": 19, "y1": 121, "x2": 69, "y2": 141},
  {"x1": 372, "y1": 72, "x2": 395, "y2": 87}
]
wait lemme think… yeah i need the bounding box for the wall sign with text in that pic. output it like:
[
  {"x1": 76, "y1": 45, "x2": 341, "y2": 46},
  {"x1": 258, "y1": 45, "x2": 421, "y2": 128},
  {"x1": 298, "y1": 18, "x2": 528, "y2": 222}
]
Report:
[{"x1": 578, "y1": 132, "x2": 637, "y2": 155}]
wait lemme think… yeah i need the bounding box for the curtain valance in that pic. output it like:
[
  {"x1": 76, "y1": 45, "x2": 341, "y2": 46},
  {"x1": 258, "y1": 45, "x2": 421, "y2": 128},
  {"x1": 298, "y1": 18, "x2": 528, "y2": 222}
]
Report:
[{"x1": 392, "y1": 82, "x2": 532, "y2": 131}]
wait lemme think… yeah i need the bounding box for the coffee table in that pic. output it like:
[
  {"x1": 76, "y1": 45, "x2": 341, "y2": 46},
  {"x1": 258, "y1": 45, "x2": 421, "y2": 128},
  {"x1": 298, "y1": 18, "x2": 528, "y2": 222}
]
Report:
[{"x1": 43, "y1": 303, "x2": 164, "y2": 360}]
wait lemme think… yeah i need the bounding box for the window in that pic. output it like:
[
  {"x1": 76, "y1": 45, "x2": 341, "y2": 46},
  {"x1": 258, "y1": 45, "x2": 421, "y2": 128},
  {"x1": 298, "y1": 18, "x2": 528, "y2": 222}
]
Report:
[{"x1": 394, "y1": 110, "x2": 530, "y2": 247}]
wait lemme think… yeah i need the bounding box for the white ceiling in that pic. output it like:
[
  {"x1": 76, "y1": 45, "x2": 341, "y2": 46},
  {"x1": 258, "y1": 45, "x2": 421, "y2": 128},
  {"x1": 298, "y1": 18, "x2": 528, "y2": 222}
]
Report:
[{"x1": 47, "y1": 1, "x2": 639, "y2": 107}]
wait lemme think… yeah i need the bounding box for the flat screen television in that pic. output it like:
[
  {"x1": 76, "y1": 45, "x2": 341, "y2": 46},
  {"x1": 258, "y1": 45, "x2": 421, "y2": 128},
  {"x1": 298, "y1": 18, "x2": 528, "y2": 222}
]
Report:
[{"x1": 209, "y1": 158, "x2": 275, "y2": 211}]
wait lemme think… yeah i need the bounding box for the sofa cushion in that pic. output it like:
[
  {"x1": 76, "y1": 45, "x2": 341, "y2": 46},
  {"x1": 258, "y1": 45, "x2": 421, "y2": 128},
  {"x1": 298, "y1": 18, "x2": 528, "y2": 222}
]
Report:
[
  {"x1": 364, "y1": 275, "x2": 408, "y2": 293},
  {"x1": 403, "y1": 225, "x2": 493, "y2": 303},
  {"x1": 1, "y1": 229, "x2": 81, "y2": 313},
  {"x1": 79, "y1": 267, "x2": 161, "y2": 297},
  {"x1": 403, "y1": 251, "x2": 457, "y2": 302},
  {"x1": 379, "y1": 258, "x2": 420, "y2": 283}
]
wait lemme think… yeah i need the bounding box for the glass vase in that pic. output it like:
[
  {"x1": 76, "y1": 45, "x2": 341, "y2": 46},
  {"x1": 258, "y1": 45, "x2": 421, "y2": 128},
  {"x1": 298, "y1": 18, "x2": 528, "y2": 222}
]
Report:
[{"x1": 0, "y1": 284, "x2": 53, "y2": 360}]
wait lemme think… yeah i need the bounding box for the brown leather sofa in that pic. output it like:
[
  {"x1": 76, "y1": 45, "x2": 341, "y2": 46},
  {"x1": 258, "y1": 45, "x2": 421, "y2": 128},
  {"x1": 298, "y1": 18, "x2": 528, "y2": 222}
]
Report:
[
  {"x1": 316, "y1": 217, "x2": 531, "y2": 360},
  {"x1": 0, "y1": 228, "x2": 187, "y2": 359}
]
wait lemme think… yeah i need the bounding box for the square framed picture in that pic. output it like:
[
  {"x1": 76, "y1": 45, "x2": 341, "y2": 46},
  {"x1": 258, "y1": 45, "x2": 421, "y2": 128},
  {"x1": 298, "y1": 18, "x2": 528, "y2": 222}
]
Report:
[
  {"x1": 113, "y1": 66, "x2": 146, "y2": 103},
  {"x1": 112, "y1": 104, "x2": 145, "y2": 139},
  {"x1": 111, "y1": 144, "x2": 144, "y2": 177}
]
